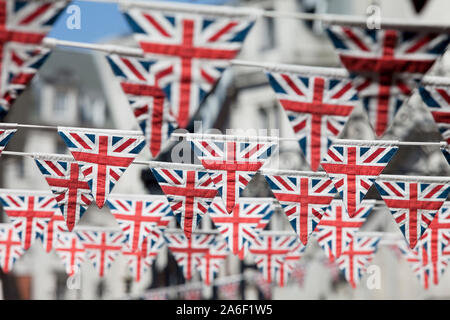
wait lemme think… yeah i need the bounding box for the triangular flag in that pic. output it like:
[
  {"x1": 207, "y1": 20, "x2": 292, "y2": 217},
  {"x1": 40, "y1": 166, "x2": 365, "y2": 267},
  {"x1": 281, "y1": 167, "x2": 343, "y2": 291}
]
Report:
[
  {"x1": 321, "y1": 140, "x2": 398, "y2": 217},
  {"x1": 0, "y1": 223, "x2": 24, "y2": 273},
  {"x1": 266, "y1": 68, "x2": 357, "y2": 171},
  {"x1": 33, "y1": 153, "x2": 94, "y2": 232},
  {"x1": 418, "y1": 84, "x2": 450, "y2": 145},
  {"x1": 57, "y1": 127, "x2": 146, "y2": 208},
  {"x1": 375, "y1": 175, "x2": 450, "y2": 249},
  {"x1": 314, "y1": 199, "x2": 375, "y2": 261},
  {"x1": 75, "y1": 228, "x2": 125, "y2": 278},
  {"x1": 151, "y1": 165, "x2": 218, "y2": 238},
  {"x1": 264, "y1": 170, "x2": 337, "y2": 245},
  {"x1": 197, "y1": 235, "x2": 229, "y2": 285},
  {"x1": 249, "y1": 234, "x2": 298, "y2": 286},
  {"x1": 41, "y1": 208, "x2": 67, "y2": 253},
  {"x1": 0, "y1": 124, "x2": 16, "y2": 155},
  {"x1": 336, "y1": 233, "x2": 381, "y2": 288},
  {"x1": 275, "y1": 240, "x2": 307, "y2": 287},
  {"x1": 209, "y1": 197, "x2": 274, "y2": 260},
  {"x1": 106, "y1": 194, "x2": 173, "y2": 251},
  {"x1": 122, "y1": 234, "x2": 165, "y2": 282},
  {"x1": 122, "y1": 3, "x2": 257, "y2": 128},
  {"x1": 0, "y1": 189, "x2": 59, "y2": 250},
  {"x1": 326, "y1": 25, "x2": 449, "y2": 137},
  {"x1": 54, "y1": 231, "x2": 85, "y2": 277},
  {"x1": 106, "y1": 54, "x2": 177, "y2": 158},
  {"x1": 189, "y1": 135, "x2": 278, "y2": 213},
  {"x1": 0, "y1": 0, "x2": 68, "y2": 119},
  {"x1": 164, "y1": 232, "x2": 215, "y2": 281}
]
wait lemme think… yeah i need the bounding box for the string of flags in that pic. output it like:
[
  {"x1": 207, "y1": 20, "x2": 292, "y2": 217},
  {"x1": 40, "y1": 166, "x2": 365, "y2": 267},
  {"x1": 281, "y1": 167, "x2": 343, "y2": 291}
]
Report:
[{"x1": 0, "y1": 0, "x2": 447, "y2": 293}]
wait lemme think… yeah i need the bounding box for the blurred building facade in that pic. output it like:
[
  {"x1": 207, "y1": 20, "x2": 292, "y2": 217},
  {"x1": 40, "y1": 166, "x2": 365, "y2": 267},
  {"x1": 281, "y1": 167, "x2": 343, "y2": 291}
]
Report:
[{"x1": 0, "y1": 0, "x2": 450, "y2": 300}]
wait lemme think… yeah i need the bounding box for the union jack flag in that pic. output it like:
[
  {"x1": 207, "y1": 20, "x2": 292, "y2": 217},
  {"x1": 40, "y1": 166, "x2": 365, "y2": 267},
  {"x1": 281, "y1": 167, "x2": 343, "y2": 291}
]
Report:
[
  {"x1": 321, "y1": 142, "x2": 398, "y2": 217},
  {"x1": 314, "y1": 199, "x2": 375, "y2": 261},
  {"x1": 54, "y1": 231, "x2": 85, "y2": 276},
  {"x1": 0, "y1": 0, "x2": 68, "y2": 119},
  {"x1": 266, "y1": 71, "x2": 357, "y2": 171},
  {"x1": 41, "y1": 208, "x2": 67, "y2": 253},
  {"x1": 123, "y1": 5, "x2": 256, "y2": 128},
  {"x1": 275, "y1": 240, "x2": 306, "y2": 287},
  {"x1": 327, "y1": 25, "x2": 450, "y2": 137},
  {"x1": 76, "y1": 228, "x2": 125, "y2": 277},
  {"x1": 264, "y1": 171, "x2": 337, "y2": 245},
  {"x1": 106, "y1": 54, "x2": 177, "y2": 158},
  {"x1": 442, "y1": 147, "x2": 450, "y2": 165},
  {"x1": 249, "y1": 234, "x2": 298, "y2": 286},
  {"x1": 336, "y1": 233, "x2": 381, "y2": 288},
  {"x1": 0, "y1": 189, "x2": 58, "y2": 250},
  {"x1": 58, "y1": 127, "x2": 146, "y2": 209},
  {"x1": 196, "y1": 235, "x2": 228, "y2": 285},
  {"x1": 151, "y1": 167, "x2": 218, "y2": 238},
  {"x1": 164, "y1": 232, "x2": 215, "y2": 281},
  {"x1": 107, "y1": 194, "x2": 173, "y2": 251},
  {"x1": 0, "y1": 126, "x2": 16, "y2": 155},
  {"x1": 33, "y1": 154, "x2": 94, "y2": 232},
  {"x1": 0, "y1": 223, "x2": 24, "y2": 273},
  {"x1": 209, "y1": 198, "x2": 274, "y2": 260},
  {"x1": 374, "y1": 176, "x2": 450, "y2": 249},
  {"x1": 122, "y1": 235, "x2": 165, "y2": 282},
  {"x1": 189, "y1": 137, "x2": 278, "y2": 214},
  {"x1": 419, "y1": 85, "x2": 450, "y2": 145}
]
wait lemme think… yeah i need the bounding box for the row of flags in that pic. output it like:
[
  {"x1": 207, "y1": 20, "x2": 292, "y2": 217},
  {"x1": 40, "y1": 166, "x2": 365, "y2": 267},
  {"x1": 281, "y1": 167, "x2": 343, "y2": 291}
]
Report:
[
  {"x1": 0, "y1": 185, "x2": 449, "y2": 289},
  {"x1": 0, "y1": 1, "x2": 449, "y2": 165}
]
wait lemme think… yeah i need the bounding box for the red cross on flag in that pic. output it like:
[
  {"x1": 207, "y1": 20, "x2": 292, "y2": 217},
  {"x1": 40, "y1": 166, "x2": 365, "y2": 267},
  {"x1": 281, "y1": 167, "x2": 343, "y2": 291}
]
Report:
[
  {"x1": 321, "y1": 140, "x2": 398, "y2": 218},
  {"x1": 42, "y1": 208, "x2": 67, "y2": 253},
  {"x1": 266, "y1": 66, "x2": 357, "y2": 171},
  {"x1": 327, "y1": 24, "x2": 450, "y2": 137},
  {"x1": 314, "y1": 199, "x2": 375, "y2": 261},
  {"x1": 151, "y1": 163, "x2": 219, "y2": 238},
  {"x1": 196, "y1": 235, "x2": 229, "y2": 286},
  {"x1": 0, "y1": 189, "x2": 59, "y2": 250},
  {"x1": 58, "y1": 127, "x2": 146, "y2": 209},
  {"x1": 107, "y1": 194, "x2": 174, "y2": 251},
  {"x1": 188, "y1": 134, "x2": 278, "y2": 214},
  {"x1": 0, "y1": 223, "x2": 24, "y2": 273},
  {"x1": 0, "y1": 0, "x2": 68, "y2": 119},
  {"x1": 33, "y1": 153, "x2": 94, "y2": 232},
  {"x1": 122, "y1": 2, "x2": 258, "y2": 128},
  {"x1": 274, "y1": 240, "x2": 307, "y2": 287},
  {"x1": 375, "y1": 175, "x2": 450, "y2": 249},
  {"x1": 76, "y1": 227, "x2": 125, "y2": 278},
  {"x1": 54, "y1": 231, "x2": 85, "y2": 277}
]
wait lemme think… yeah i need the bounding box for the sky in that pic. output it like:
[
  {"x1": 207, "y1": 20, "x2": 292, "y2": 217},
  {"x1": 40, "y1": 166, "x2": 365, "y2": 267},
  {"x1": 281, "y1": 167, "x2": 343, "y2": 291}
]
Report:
[{"x1": 48, "y1": 0, "x2": 233, "y2": 43}]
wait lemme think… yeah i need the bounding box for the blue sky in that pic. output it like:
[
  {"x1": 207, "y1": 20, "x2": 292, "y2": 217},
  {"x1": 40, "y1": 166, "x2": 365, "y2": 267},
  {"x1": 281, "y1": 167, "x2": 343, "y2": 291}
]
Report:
[{"x1": 48, "y1": 0, "x2": 233, "y2": 43}]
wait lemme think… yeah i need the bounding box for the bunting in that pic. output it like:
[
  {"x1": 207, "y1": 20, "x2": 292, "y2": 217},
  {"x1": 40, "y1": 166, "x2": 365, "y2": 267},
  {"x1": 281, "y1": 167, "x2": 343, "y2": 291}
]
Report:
[
  {"x1": 151, "y1": 166, "x2": 218, "y2": 238},
  {"x1": 33, "y1": 153, "x2": 94, "y2": 232},
  {"x1": 266, "y1": 69, "x2": 357, "y2": 171},
  {"x1": 209, "y1": 198, "x2": 274, "y2": 260},
  {"x1": 336, "y1": 233, "x2": 381, "y2": 288},
  {"x1": 0, "y1": 189, "x2": 59, "y2": 250},
  {"x1": 197, "y1": 235, "x2": 228, "y2": 285},
  {"x1": 0, "y1": 125, "x2": 16, "y2": 155},
  {"x1": 263, "y1": 170, "x2": 336, "y2": 245},
  {"x1": 164, "y1": 232, "x2": 215, "y2": 281},
  {"x1": 374, "y1": 175, "x2": 450, "y2": 249},
  {"x1": 321, "y1": 141, "x2": 398, "y2": 217},
  {"x1": 41, "y1": 209, "x2": 67, "y2": 253},
  {"x1": 189, "y1": 136, "x2": 278, "y2": 214},
  {"x1": 315, "y1": 199, "x2": 375, "y2": 261},
  {"x1": 326, "y1": 25, "x2": 450, "y2": 137},
  {"x1": 0, "y1": 0, "x2": 68, "y2": 119},
  {"x1": 57, "y1": 127, "x2": 146, "y2": 209},
  {"x1": 249, "y1": 234, "x2": 298, "y2": 285},
  {"x1": 0, "y1": 223, "x2": 24, "y2": 273},
  {"x1": 419, "y1": 84, "x2": 450, "y2": 145},
  {"x1": 76, "y1": 228, "x2": 125, "y2": 277},
  {"x1": 275, "y1": 240, "x2": 307, "y2": 287},
  {"x1": 123, "y1": 3, "x2": 257, "y2": 128},
  {"x1": 54, "y1": 231, "x2": 85, "y2": 277},
  {"x1": 106, "y1": 54, "x2": 177, "y2": 158},
  {"x1": 106, "y1": 194, "x2": 173, "y2": 251},
  {"x1": 122, "y1": 235, "x2": 165, "y2": 282}
]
